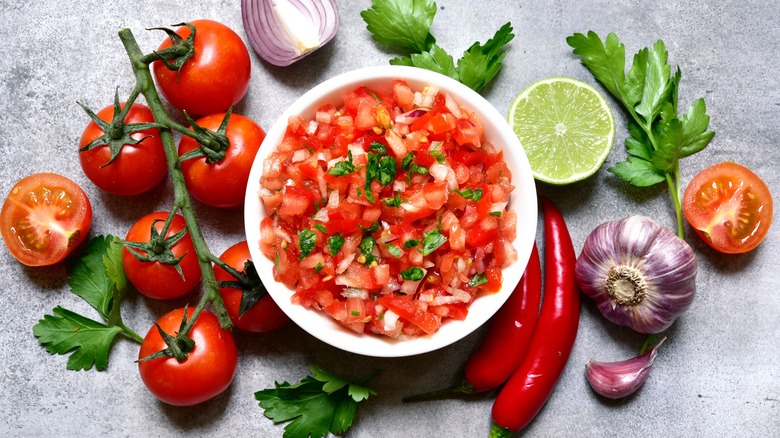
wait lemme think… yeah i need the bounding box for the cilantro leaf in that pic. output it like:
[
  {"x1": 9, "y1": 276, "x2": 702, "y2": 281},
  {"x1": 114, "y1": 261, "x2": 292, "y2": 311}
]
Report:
[
  {"x1": 386, "y1": 243, "x2": 404, "y2": 258},
  {"x1": 634, "y1": 39, "x2": 672, "y2": 123},
  {"x1": 67, "y1": 235, "x2": 125, "y2": 319},
  {"x1": 359, "y1": 236, "x2": 379, "y2": 266},
  {"x1": 382, "y1": 190, "x2": 403, "y2": 207},
  {"x1": 360, "y1": 0, "x2": 436, "y2": 53},
  {"x1": 255, "y1": 365, "x2": 377, "y2": 438},
  {"x1": 453, "y1": 187, "x2": 483, "y2": 202},
  {"x1": 608, "y1": 155, "x2": 666, "y2": 187},
  {"x1": 468, "y1": 272, "x2": 488, "y2": 287},
  {"x1": 457, "y1": 22, "x2": 514, "y2": 92},
  {"x1": 566, "y1": 31, "x2": 628, "y2": 104},
  {"x1": 679, "y1": 98, "x2": 715, "y2": 157},
  {"x1": 33, "y1": 306, "x2": 123, "y2": 371}
]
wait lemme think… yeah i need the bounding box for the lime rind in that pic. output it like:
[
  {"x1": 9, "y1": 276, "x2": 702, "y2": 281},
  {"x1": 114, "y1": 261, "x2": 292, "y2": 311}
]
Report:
[{"x1": 508, "y1": 77, "x2": 615, "y2": 185}]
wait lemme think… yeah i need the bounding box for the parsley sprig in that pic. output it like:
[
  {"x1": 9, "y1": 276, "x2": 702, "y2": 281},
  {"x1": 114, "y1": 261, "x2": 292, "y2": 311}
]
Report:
[
  {"x1": 567, "y1": 31, "x2": 715, "y2": 237},
  {"x1": 33, "y1": 235, "x2": 142, "y2": 371},
  {"x1": 255, "y1": 365, "x2": 378, "y2": 438},
  {"x1": 361, "y1": 0, "x2": 514, "y2": 92}
]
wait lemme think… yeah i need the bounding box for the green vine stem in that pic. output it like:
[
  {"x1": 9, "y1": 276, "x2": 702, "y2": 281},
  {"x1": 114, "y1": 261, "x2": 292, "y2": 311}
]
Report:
[{"x1": 117, "y1": 27, "x2": 232, "y2": 331}]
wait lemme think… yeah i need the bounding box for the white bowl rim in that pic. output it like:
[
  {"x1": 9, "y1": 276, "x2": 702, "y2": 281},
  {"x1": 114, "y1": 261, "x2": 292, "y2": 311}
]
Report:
[{"x1": 244, "y1": 65, "x2": 537, "y2": 357}]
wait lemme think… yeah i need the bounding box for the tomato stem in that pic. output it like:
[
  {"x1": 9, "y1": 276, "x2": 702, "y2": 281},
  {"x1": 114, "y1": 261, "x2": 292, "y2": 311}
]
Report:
[{"x1": 117, "y1": 27, "x2": 232, "y2": 331}]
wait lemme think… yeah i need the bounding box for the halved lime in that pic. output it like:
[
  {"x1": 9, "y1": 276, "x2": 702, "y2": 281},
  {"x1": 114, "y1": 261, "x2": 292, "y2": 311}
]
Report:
[{"x1": 508, "y1": 77, "x2": 615, "y2": 185}]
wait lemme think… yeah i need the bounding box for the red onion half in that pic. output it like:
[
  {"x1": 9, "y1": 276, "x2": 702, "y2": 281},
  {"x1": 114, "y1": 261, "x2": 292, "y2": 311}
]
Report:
[{"x1": 242, "y1": 0, "x2": 339, "y2": 66}]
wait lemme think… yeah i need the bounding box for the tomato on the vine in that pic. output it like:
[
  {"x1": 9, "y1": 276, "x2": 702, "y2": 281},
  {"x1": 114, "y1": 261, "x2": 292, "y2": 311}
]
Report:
[
  {"x1": 683, "y1": 162, "x2": 773, "y2": 254},
  {"x1": 1, "y1": 173, "x2": 92, "y2": 266},
  {"x1": 138, "y1": 307, "x2": 238, "y2": 406},
  {"x1": 213, "y1": 241, "x2": 289, "y2": 333},
  {"x1": 122, "y1": 212, "x2": 201, "y2": 299},
  {"x1": 152, "y1": 19, "x2": 250, "y2": 116},
  {"x1": 79, "y1": 102, "x2": 167, "y2": 196},
  {"x1": 178, "y1": 113, "x2": 265, "y2": 208}
]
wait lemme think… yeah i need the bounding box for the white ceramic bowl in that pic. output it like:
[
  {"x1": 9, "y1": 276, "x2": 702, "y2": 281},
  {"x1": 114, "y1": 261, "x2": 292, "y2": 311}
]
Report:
[{"x1": 245, "y1": 65, "x2": 537, "y2": 357}]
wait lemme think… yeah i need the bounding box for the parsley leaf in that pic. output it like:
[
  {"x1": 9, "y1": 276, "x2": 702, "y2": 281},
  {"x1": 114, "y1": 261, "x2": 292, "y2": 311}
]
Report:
[
  {"x1": 568, "y1": 31, "x2": 714, "y2": 237},
  {"x1": 362, "y1": 0, "x2": 513, "y2": 92},
  {"x1": 360, "y1": 0, "x2": 436, "y2": 53},
  {"x1": 400, "y1": 267, "x2": 425, "y2": 281},
  {"x1": 468, "y1": 272, "x2": 488, "y2": 287},
  {"x1": 33, "y1": 235, "x2": 140, "y2": 371},
  {"x1": 255, "y1": 364, "x2": 378, "y2": 438},
  {"x1": 419, "y1": 229, "x2": 447, "y2": 256},
  {"x1": 33, "y1": 306, "x2": 124, "y2": 371},
  {"x1": 328, "y1": 150, "x2": 357, "y2": 176},
  {"x1": 298, "y1": 229, "x2": 317, "y2": 260},
  {"x1": 327, "y1": 234, "x2": 345, "y2": 256},
  {"x1": 453, "y1": 187, "x2": 483, "y2": 202}
]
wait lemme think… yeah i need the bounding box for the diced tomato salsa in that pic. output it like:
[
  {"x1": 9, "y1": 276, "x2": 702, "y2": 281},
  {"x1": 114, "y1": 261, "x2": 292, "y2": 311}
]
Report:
[{"x1": 257, "y1": 80, "x2": 518, "y2": 338}]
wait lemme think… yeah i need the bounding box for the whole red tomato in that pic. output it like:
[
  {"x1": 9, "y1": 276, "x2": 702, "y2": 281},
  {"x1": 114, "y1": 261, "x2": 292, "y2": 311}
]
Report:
[
  {"x1": 1, "y1": 173, "x2": 92, "y2": 266},
  {"x1": 178, "y1": 113, "x2": 265, "y2": 208},
  {"x1": 79, "y1": 103, "x2": 167, "y2": 196},
  {"x1": 138, "y1": 307, "x2": 238, "y2": 406},
  {"x1": 213, "y1": 241, "x2": 289, "y2": 332},
  {"x1": 153, "y1": 19, "x2": 250, "y2": 116},
  {"x1": 122, "y1": 212, "x2": 201, "y2": 299}
]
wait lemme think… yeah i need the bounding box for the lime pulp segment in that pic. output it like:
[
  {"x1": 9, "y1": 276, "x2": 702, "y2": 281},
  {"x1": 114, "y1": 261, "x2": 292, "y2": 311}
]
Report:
[{"x1": 508, "y1": 77, "x2": 615, "y2": 185}]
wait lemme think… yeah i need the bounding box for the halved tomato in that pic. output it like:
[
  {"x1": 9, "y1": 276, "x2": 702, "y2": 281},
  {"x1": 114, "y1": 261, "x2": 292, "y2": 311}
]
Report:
[
  {"x1": 683, "y1": 162, "x2": 773, "y2": 254},
  {"x1": 1, "y1": 173, "x2": 92, "y2": 266}
]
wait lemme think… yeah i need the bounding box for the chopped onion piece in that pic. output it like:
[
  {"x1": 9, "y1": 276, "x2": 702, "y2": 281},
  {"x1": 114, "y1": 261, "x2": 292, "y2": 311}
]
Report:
[
  {"x1": 491, "y1": 202, "x2": 508, "y2": 213},
  {"x1": 382, "y1": 309, "x2": 400, "y2": 332},
  {"x1": 312, "y1": 208, "x2": 329, "y2": 222},
  {"x1": 444, "y1": 93, "x2": 463, "y2": 119},
  {"x1": 341, "y1": 288, "x2": 369, "y2": 299},
  {"x1": 327, "y1": 190, "x2": 340, "y2": 208},
  {"x1": 292, "y1": 149, "x2": 309, "y2": 163},
  {"x1": 306, "y1": 120, "x2": 319, "y2": 134},
  {"x1": 242, "y1": 0, "x2": 339, "y2": 67}
]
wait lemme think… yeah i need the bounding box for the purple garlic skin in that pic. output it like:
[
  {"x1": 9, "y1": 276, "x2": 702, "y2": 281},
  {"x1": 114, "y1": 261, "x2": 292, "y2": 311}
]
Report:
[
  {"x1": 585, "y1": 337, "x2": 665, "y2": 399},
  {"x1": 575, "y1": 216, "x2": 697, "y2": 334}
]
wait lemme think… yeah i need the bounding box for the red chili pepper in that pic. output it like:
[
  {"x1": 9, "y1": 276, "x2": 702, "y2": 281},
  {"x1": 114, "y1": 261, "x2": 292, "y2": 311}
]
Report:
[
  {"x1": 464, "y1": 242, "x2": 541, "y2": 392},
  {"x1": 490, "y1": 197, "x2": 580, "y2": 436},
  {"x1": 402, "y1": 244, "x2": 542, "y2": 401}
]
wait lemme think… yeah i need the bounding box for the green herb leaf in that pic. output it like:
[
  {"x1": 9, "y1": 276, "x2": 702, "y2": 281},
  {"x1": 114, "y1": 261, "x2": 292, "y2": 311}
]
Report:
[
  {"x1": 255, "y1": 365, "x2": 377, "y2": 438},
  {"x1": 456, "y1": 22, "x2": 514, "y2": 92},
  {"x1": 386, "y1": 243, "x2": 404, "y2": 258},
  {"x1": 328, "y1": 151, "x2": 357, "y2": 177},
  {"x1": 359, "y1": 221, "x2": 380, "y2": 234},
  {"x1": 419, "y1": 229, "x2": 446, "y2": 256},
  {"x1": 468, "y1": 272, "x2": 488, "y2": 287},
  {"x1": 400, "y1": 267, "x2": 425, "y2": 281},
  {"x1": 314, "y1": 223, "x2": 327, "y2": 234},
  {"x1": 67, "y1": 235, "x2": 126, "y2": 319},
  {"x1": 359, "y1": 236, "x2": 378, "y2": 266},
  {"x1": 403, "y1": 239, "x2": 419, "y2": 249},
  {"x1": 369, "y1": 142, "x2": 387, "y2": 155},
  {"x1": 33, "y1": 306, "x2": 123, "y2": 371},
  {"x1": 298, "y1": 229, "x2": 317, "y2": 260},
  {"x1": 391, "y1": 44, "x2": 459, "y2": 82},
  {"x1": 327, "y1": 234, "x2": 345, "y2": 256},
  {"x1": 360, "y1": 0, "x2": 437, "y2": 53},
  {"x1": 453, "y1": 187, "x2": 483, "y2": 202},
  {"x1": 382, "y1": 190, "x2": 403, "y2": 207},
  {"x1": 569, "y1": 30, "x2": 715, "y2": 237},
  {"x1": 314, "y1": 263, "x2": 324, "y2": 273}
]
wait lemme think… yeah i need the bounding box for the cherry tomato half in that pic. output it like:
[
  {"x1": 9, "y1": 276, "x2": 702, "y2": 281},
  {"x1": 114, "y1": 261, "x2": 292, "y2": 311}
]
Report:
[
  {"x1": 1, "y1": 173, "x2": 92, "y2": 266},
  {"x1": 79, "y1": 102, "x2": 167, "y2": 196},
  {"x1": 178, "y1": 113, "x2": 265, "y2": 208},
  {"x1": 153, "y1": 19, "x2": 250, "y2": 116},
  {"x1": 122, "y1": 212, "x2": 201, "y2": 299},
  {"x1": 683, "y1": 162, "x2": 773, "y2": 253},
  {"x1": 213, "y1": 241, "x2": 289, "y2": 333},
  {"x1": 138, "y1": 307, "x2": 237, "y2": 406}
]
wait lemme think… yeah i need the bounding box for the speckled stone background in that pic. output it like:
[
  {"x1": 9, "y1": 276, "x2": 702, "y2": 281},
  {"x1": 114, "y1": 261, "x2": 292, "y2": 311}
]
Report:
[{"x1": 0, "y1": 1, "x2": 778, "y2": 436}]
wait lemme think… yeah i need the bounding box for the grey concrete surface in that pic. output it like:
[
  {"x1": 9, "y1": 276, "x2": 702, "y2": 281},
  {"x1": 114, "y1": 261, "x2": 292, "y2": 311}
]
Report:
[{"x1": 1, "y1": 1, "x2": 778, "y2": 437}]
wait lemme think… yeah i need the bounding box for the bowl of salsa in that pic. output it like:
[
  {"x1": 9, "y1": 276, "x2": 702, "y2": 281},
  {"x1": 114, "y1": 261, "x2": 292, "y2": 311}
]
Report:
[{"x1": 245, "y1": 65, "x2": 537, "y2": 357}]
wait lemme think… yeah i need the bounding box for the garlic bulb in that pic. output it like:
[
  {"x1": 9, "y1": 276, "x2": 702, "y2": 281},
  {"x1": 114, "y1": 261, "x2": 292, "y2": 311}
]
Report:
[
  {"x1": 585, "y1": 337, "x2": 666, "y2": 399},
  {"x1": 575, "y1": 216, "x2": 697, "y2": 334}
]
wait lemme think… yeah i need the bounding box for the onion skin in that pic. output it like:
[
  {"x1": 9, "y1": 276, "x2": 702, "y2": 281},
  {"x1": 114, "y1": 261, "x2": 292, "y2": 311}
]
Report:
[
  {"x1": 242, "y1": 0, "x2": 339, "y2": 66},
  {"x1": 575, "y1": 216, "x2": 697, "y2": 334}
]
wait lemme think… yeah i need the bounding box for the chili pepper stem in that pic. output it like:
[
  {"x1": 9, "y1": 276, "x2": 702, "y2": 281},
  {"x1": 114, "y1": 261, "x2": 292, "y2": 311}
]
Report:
[
  {"x1": 402, "y1": 378, "x2": 476, "y2": 402},
  {"x1": 117, "y1": 27, "x2": 232, "y2": 330},
  {"x1": 489, "y1": 423, "x2": 512, "y2": 438}
]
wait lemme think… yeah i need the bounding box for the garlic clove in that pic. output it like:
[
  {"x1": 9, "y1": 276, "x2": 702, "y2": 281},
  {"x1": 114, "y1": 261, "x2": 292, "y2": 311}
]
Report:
[{"x1": 585, "y1": 337, "x2": 666, "y2": 399}]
